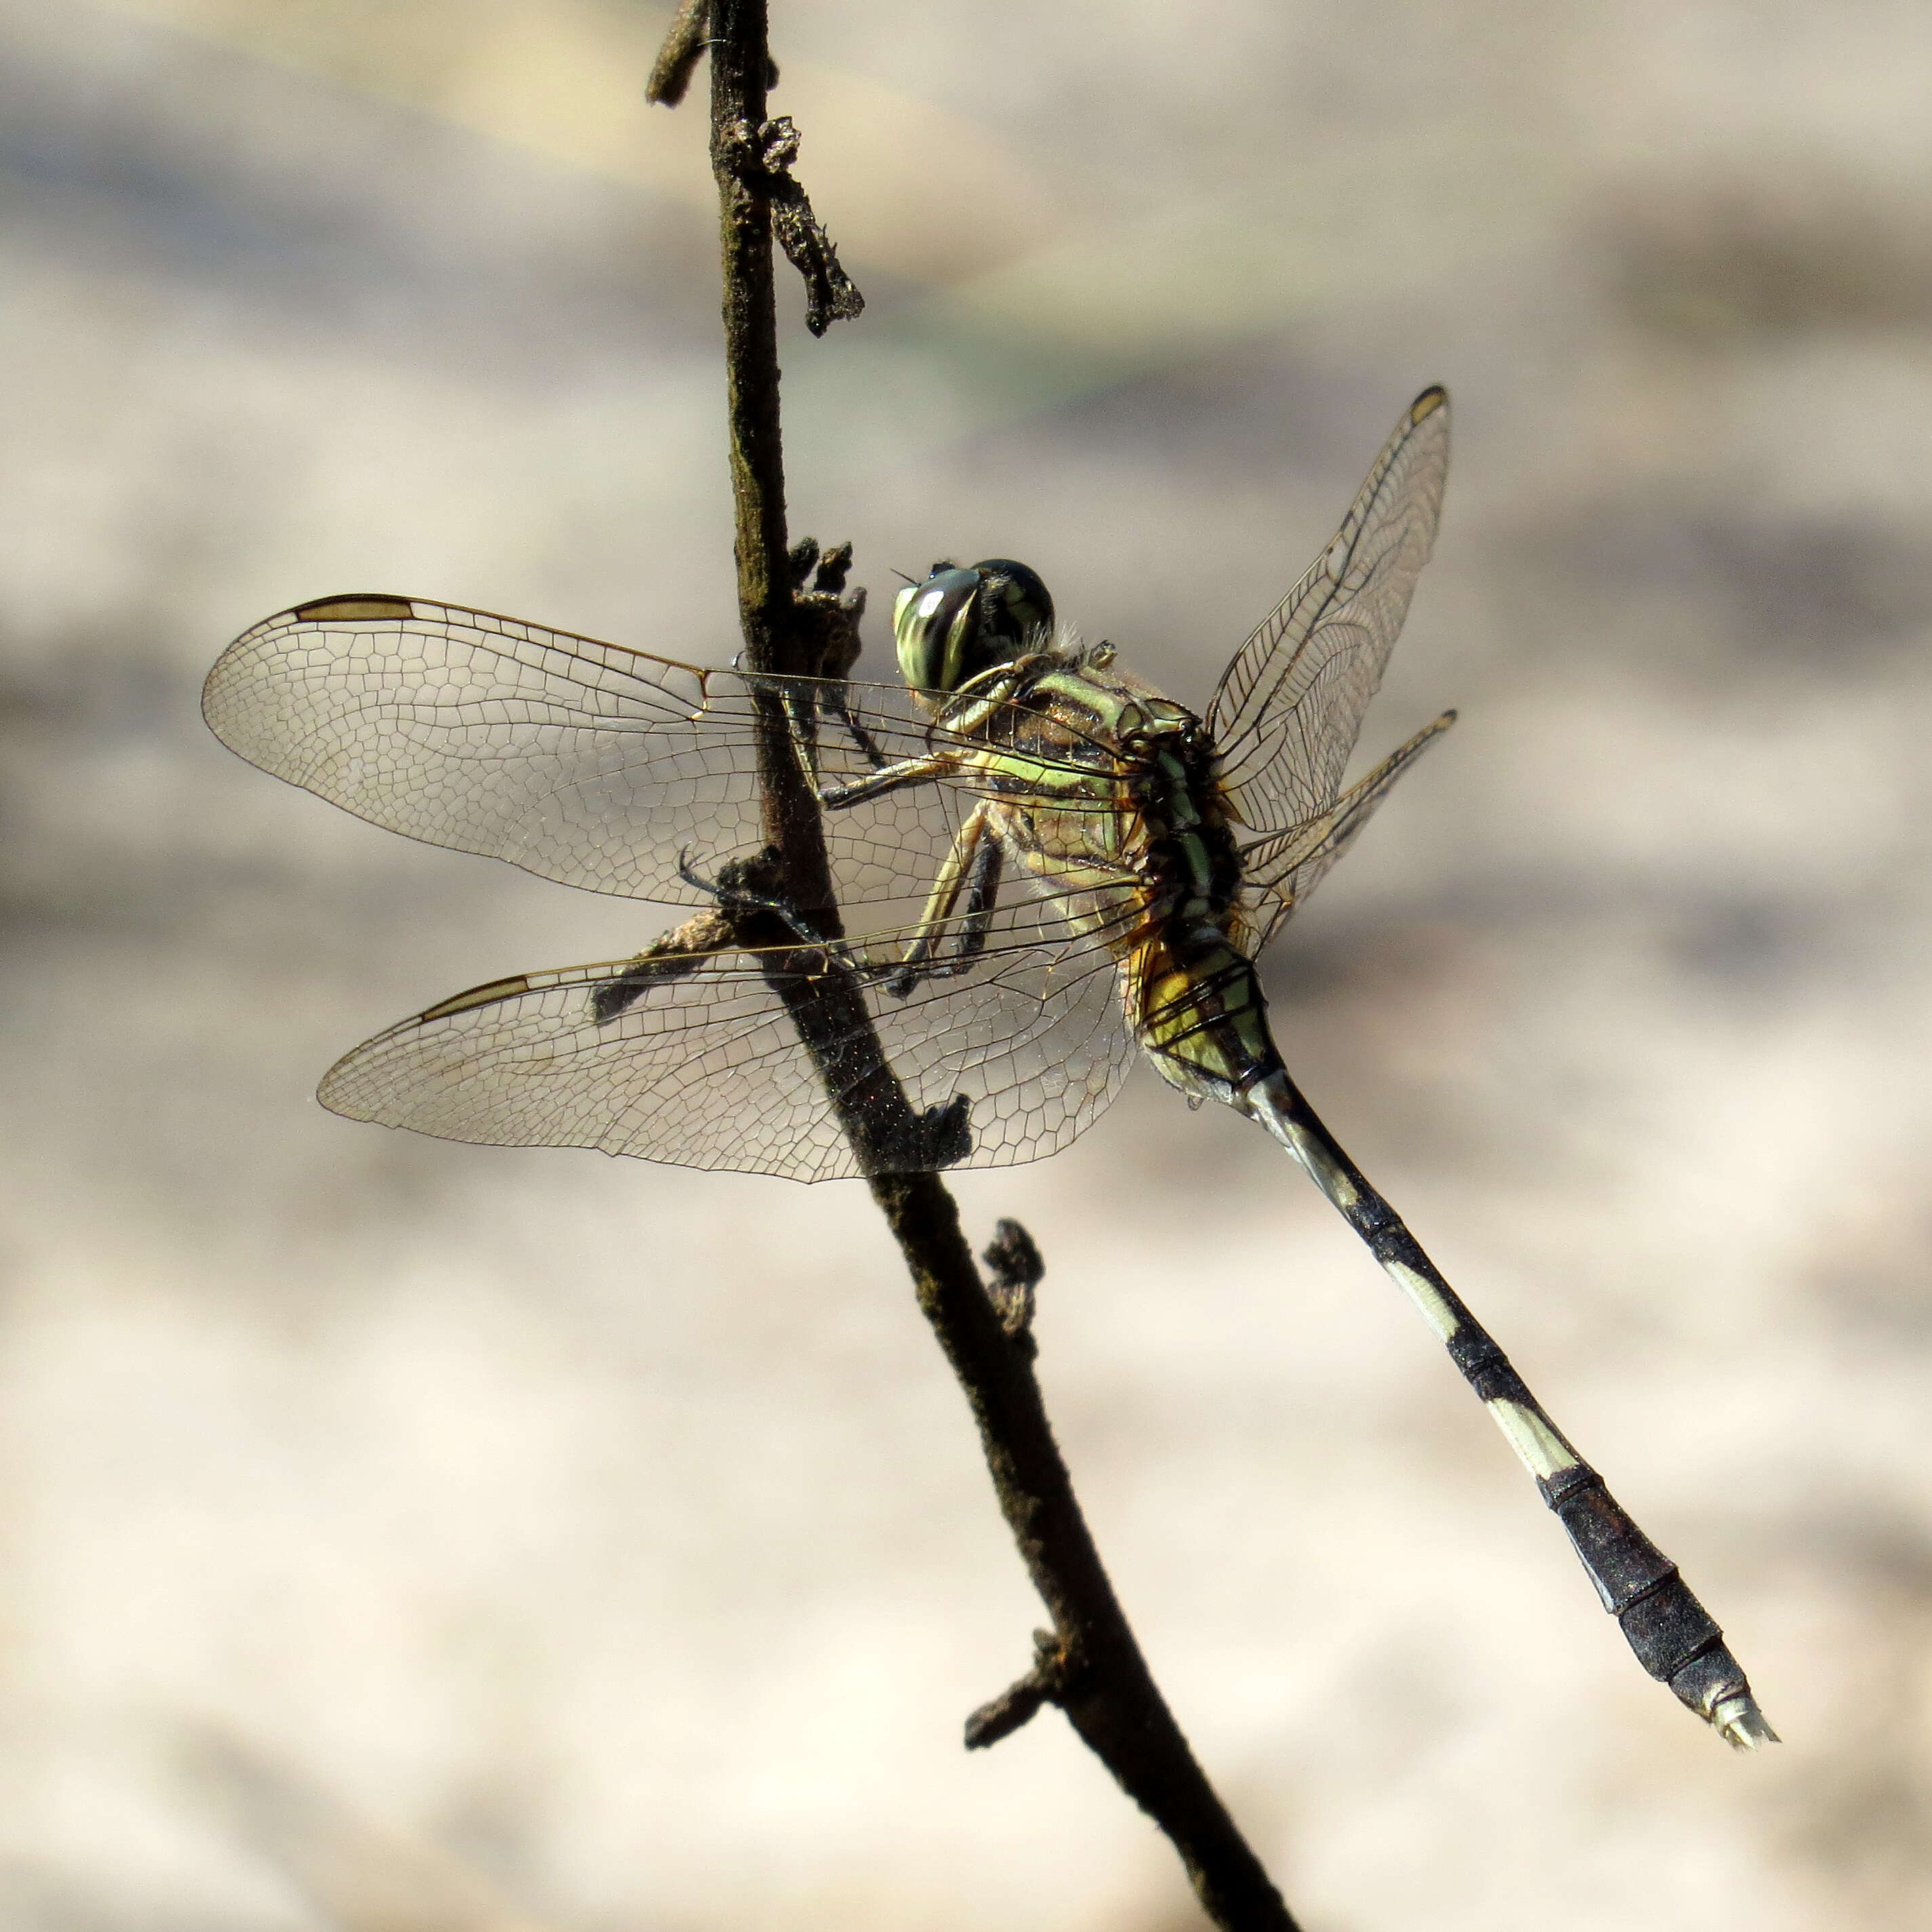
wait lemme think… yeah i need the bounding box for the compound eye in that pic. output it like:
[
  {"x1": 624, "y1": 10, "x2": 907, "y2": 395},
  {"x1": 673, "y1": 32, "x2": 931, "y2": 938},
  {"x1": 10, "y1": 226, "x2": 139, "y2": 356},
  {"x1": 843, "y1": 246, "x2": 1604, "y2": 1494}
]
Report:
[
  {"x1": 893, "y1": 566, "x2": 982, "y2": 693},
  {"x1": 969, "y1": 559, "x2": 1055, "y2": 652}
]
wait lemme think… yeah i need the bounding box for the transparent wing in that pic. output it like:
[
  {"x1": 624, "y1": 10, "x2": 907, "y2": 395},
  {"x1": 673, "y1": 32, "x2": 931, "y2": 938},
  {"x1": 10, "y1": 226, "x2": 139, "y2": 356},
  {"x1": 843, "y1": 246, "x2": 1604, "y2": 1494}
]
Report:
[
  {"x1": 317, "y1": 905, "x2": 1138, "y2": 1184},
  {"x1": 201, "y1": 594, "x2": 1114, "y2": 914},
  {"x1": 1207, "y1": 387, "x2": 1450, "y2": 839},
  {"x1": 1232, "y1": 712, "x2": 1455, "y2": 952}
]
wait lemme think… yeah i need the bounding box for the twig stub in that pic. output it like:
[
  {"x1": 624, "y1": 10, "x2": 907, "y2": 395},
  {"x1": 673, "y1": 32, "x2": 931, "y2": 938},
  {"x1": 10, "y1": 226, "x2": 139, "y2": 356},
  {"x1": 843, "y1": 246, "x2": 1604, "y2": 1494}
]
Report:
[
  {"x1": 647, "y1": 1, "x2": 776, "y2": 107},
  {"x1": 965, "y1": 1627, "x2": 1069, "y2": 1750},
  {"x1": 789, "y1": 537, "x2": 866, "y2": 681},
  {"x1": 982, "y1": 1217, "x2": 1044, "y2": 1344},
  {"x1": 645, "y1": 0, "x2": 709, "y2": 106},
  {"x1": 720, "y1": 116, "x2": 866, "y2": 336}
]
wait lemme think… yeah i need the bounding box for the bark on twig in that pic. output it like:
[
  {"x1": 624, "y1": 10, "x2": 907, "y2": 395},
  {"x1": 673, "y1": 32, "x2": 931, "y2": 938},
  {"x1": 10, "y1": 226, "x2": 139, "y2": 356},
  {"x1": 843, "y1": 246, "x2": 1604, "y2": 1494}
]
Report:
[{"x1": 675, "y1": 3, "x2": 1303, "y2": 1924}]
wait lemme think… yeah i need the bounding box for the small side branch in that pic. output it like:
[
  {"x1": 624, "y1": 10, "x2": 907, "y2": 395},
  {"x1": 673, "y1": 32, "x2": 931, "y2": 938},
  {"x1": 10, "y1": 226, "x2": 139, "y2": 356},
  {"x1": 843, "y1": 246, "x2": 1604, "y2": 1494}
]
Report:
[
  {"x1": 660, "y1": 0, "x2": 861, "y2": 337},
  {"x1": 965, "y1": 1629, "x2": 1066, "y2": 1750},
  {"x1": 645, "y1": 0, "x2": 708, "y2": 105},
  {"x1": 719, "y1": 115, "x2": 864, "y2": 336},
  {"x1": 982, "y1": 1215, "x2": 1042, "y2": 1348}
]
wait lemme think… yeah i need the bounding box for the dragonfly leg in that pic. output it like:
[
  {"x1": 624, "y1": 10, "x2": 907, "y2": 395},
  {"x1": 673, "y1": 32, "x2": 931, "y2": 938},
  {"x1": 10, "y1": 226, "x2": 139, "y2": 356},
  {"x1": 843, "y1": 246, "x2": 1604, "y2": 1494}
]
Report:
[
  {"x1": 820, "y1": 690, "x2": 891, "y2": 774},
  {"x1": 1245, "y1": 1067, "x2": 1777, "y2": 1750},
  {"x1": 675, "y1": 848, "x2": 834, "y2": 950},
  {"x1": 773, "y1": 679, "x2": 892, "y2": 794},
  {"x1": 817, "y1": 751, "x2": 957, "y2": 810},
  {"x1": 887, "y1": 804, "x2": 1005, "y2": 998}
]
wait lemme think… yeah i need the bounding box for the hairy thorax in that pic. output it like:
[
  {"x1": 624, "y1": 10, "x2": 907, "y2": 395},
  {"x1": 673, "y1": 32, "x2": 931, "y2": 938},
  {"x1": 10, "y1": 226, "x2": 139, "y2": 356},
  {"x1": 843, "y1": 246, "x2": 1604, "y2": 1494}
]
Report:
[{"x1": 986, "y1": 658, "x2": 1243, "y2": 931}]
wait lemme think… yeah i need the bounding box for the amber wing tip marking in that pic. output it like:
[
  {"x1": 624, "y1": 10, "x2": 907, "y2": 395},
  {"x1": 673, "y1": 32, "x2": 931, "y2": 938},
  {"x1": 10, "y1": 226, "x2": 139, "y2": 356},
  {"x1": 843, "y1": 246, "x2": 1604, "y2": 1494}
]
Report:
[
  {"x1": 416, "y1": 975, "x2": 534, "y2": 1022},
  {"x1": 1714, "y1": 1694, "x2": 1780, "y2": 1751},
  {"x1": 290, "y1": 594, "x2": 417, "y2": 622},
  {"x1": 1411, "y1": 384, "x2": 1449, "y2": 421}
]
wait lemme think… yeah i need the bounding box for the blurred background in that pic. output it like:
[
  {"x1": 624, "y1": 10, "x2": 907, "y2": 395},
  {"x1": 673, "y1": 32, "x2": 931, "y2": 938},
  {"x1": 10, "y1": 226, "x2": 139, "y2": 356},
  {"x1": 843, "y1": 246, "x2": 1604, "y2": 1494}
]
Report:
[{"x1": 3, "y1": 0, "x2": 1929, "y2": 1926}]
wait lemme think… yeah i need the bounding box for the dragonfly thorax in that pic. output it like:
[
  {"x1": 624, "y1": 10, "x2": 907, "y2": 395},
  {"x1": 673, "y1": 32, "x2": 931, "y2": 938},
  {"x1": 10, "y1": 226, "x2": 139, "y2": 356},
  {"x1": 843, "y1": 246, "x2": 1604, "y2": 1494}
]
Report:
[
  {"x1": 1123, "y1": 715, "x2": 1243, "y2": 924},
  {"x1": 893, "y1": 558, "x2": 1055, "y2": 698}
]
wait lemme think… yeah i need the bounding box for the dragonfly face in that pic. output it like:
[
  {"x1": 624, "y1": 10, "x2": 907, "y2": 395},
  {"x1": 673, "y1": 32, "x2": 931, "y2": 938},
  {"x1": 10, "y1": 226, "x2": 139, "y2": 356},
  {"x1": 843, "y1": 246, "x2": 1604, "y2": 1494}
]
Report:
[{"x1": 892, "y1": 557, "x2": 1056, "y2": 698}]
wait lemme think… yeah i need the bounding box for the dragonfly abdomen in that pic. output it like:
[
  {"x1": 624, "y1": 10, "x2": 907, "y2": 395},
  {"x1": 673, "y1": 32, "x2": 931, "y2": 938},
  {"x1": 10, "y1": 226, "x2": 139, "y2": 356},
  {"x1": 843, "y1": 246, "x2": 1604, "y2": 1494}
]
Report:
[{"x1": 1125, "y1": 919, "x2": 1281, "y2": 1106}]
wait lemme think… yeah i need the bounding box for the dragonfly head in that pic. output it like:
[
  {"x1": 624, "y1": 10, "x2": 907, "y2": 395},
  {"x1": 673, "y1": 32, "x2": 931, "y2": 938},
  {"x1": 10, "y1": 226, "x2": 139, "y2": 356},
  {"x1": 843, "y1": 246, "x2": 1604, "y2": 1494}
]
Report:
[{"x1": 892, "y1": 558, "x2": 1055, "y2": 697}]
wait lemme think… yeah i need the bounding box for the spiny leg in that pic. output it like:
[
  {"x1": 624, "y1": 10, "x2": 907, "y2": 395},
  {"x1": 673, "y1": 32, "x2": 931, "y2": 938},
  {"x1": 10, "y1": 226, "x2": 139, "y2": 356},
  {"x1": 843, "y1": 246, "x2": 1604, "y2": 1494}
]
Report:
[
  {"x1": 816, "y1": 681, "x2": 892, "y2": 776},
  {"x1": 885, "y1": 802, "x2": 1006, "y2": 998},
  {"x1": 817, "y1": 750, "x2": 957, "y2": 810},
  {"x1": 675, "y1": 849, "x2": 834, "y2": 951},
  {"x1": 810, "y1": 733, "x2": 1012, "y2": 996},
  {"x1": 777, "y1": 679, "x2": 893, "y2": 793},
  {"x1": 1245, "y1": 1066, "x2": 1776, "y2": 1750},
  {"x1": 758, "y1": 646, "x2": 958, "y2": 805}
]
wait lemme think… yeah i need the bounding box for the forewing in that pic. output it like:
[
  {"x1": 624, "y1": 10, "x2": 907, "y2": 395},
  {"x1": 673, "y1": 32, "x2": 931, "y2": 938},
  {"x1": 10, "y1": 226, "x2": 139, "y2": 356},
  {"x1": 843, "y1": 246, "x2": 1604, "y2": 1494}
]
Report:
[
  {"x1": 203, "y1": 595, "x2": 1106, "y2": 913},
  {"x1": 1208, "y1": 388, "x2": 1449, "y2": 837},
  {"x1": 319, "y1": 914, "x2": 1136, "y2": 1184}
]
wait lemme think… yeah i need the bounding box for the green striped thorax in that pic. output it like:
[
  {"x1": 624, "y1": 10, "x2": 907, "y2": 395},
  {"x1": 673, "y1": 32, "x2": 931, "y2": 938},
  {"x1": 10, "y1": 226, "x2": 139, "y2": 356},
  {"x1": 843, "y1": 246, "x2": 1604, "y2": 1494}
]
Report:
[{"x1": 892, "y1": 559, "x2": 1055, "y2": 699}]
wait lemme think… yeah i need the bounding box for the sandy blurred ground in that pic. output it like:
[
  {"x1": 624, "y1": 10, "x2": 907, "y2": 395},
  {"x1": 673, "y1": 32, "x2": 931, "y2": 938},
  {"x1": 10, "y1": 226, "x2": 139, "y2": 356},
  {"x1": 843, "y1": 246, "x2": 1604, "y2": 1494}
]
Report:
[{"x1": 2, "y1": 0, "x2": 1930, "y2": 1926}]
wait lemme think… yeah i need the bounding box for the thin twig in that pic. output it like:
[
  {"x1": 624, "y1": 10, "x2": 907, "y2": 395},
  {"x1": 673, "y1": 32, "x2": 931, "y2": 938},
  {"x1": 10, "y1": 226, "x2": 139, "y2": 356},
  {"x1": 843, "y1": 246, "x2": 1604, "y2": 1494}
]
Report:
[{"x1": 689, "y1": 3, "x2": 1302, "y2": 1924}]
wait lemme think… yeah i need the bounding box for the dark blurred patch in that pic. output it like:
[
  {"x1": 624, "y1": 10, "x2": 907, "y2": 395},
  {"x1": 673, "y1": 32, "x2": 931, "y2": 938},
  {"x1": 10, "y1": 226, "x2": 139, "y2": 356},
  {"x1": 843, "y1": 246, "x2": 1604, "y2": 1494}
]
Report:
[
  {"x1": 1662, "y1": 890, "x2": 1828, "y2": 991},
  {"x1": 1039, "y1": 348, "x2": 1382, "y2": 479},
  {"x1": 1601, "y1": 168, "x2": 1932, "y2": 341},
  {"x1": 1267, "y1": 906, "x2": 1479, "y2": 1008},
  {"x1": 1683, "y1": 510, "x2": 1932, "y2": 660},
  {"x1": 0, "y1": 674, "x2": 54, "y2": 926},
  {"x1": 1487, "y1": 491, "x2": 1932, "y2": 674},
  {"x1": 0, "y1": 5, "x2": 713, "y2": 385},
  {"x1": 0, "y1": 610, "x2": 558, "y2": 1258},
  {"x1": 1283, "y1": 880, "x2": 1845, "y2": 1005},
  {"x1": 1795, "y1": 1505, "x2": 1932, "y2": 1603},
  {"x1": 1260, "y1": 908, "x2": 1525, "y2": 1178},
  {"x1": 0, "y1": 622, "x2": 282, "y2": 940}
]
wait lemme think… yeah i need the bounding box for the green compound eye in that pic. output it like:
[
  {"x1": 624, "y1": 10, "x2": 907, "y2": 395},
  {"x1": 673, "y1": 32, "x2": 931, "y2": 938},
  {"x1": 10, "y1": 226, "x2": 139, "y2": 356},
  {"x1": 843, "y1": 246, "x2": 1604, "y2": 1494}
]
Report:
[
  {"x1": 969, "y1": 559, "x2": 1055, "y2": 656},
  {"x1": 893, "y1": 566, "x2": 982, "y2": 692},
  {"x1": 892, "y1": 559, "x2": 1056, "y2": 695}
]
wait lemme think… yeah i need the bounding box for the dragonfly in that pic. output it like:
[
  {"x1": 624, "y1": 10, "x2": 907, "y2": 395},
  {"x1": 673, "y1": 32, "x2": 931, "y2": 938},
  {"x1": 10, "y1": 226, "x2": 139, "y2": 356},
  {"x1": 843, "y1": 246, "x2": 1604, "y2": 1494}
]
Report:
[{"x1": 203, "y1": 386, "x2": 1774, "y2": 1750}]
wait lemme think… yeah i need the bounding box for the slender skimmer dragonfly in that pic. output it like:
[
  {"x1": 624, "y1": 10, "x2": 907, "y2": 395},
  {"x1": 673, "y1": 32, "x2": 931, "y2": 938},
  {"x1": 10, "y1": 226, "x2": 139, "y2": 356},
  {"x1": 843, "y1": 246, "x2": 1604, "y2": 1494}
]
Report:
[{"x1": 204, "y1": 387, "x2": 1775, "y2": 1750}]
